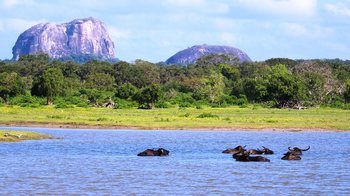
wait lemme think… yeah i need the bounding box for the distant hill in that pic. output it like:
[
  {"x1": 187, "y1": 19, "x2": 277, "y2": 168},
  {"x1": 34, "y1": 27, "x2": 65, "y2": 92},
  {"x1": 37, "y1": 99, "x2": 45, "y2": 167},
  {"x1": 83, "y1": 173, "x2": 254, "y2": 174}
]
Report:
[
  {"x1": 165, "y1": 44, "x2": 252, "y2": 65},
  {"x1": 12, "y1": 17, "x2": 115, "y2": 61}
]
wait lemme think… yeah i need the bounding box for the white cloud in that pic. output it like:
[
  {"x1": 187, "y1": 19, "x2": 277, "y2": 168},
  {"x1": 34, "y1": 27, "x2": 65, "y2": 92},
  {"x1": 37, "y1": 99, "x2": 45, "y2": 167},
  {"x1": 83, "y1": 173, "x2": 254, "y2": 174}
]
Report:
[
  {"x1": 2, "y1": 0, "x2": 37, "y2": 9},
  {"x1": 325, "y1": 2, "x2": 350, "y2": 17},
  {"x1": 219, "y1": 32, "x2": 237, "y2": 45},
  {"x1": 213, "y1": 18, "x2": 250, "y2": 30},
  {"x1": 164, "y1": 0, "x2": 204, "y2": 6},
  {"x1": 163, "y1": 0, "x2": 229, "y2": 14},
  {"x1": 282, "y1": 23, "x2": 309, "y2": 37},
  {"x1": 235, "y1": 0, "x2": 317, "y2": 17},
  {"x1": 108, "y1": 26, "x2": 130, "y2": 40},
  {"x1": 2, "y1": 0, "x2": 19, "y2": 8},
  {"x1": 0, "y1": 20, "x2": 4, "y2": 32},
  {"x1": 281, "y1": 22, "x2": 334, "y2": 38},
  {"x1": 4, "y1": 18, "x2": 46, "y2": 32}
]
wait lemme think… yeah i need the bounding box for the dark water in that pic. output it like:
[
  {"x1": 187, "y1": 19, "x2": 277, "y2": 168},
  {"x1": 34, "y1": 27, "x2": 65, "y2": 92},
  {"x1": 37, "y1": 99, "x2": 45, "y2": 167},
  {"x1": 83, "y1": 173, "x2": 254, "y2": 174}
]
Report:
[{"x1": 0, "y1": 127, "x2": 349, "y2": 195}]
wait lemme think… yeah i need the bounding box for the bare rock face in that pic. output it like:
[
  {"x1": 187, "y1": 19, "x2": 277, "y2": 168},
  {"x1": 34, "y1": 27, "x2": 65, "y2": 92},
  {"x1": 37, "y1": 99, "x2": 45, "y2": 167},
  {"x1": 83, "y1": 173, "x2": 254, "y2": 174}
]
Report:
[
  {"x1": 12, "y1": 17, "x2": 115, "y2": 60},
  {"x1": 165, "y1": 44, "x2": 252, "y2": 65}
]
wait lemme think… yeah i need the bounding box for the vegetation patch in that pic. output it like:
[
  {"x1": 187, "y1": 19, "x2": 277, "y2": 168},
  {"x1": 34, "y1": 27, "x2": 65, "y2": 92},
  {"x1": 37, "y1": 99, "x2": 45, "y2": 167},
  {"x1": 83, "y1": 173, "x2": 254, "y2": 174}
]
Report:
[
  {"x1": 179, "y1": 113, "x2": 190, "y2": 117},
  {"x1": 197, "y1": 112, "x2": 219, "y2": 118},
  {"x1": 46, "y1": 115, "x2": 64, "y2": 119},
  {"x1": 0, "y1": 106, "x2": 349, "y2": 130},
  {"x1": 96, "y1": 117, "x2": 108, "y2": 121},
  {"x1": 0, "y1": 130, "x2": 57, "y2": 142},
  {"x1": 264, "y1": 119, "x2": 279, "y2": 123}
]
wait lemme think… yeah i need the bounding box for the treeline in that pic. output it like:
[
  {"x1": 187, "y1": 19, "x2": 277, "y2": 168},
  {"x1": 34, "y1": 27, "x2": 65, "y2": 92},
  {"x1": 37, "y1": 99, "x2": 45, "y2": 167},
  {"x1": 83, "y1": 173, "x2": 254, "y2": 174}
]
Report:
[{"x1": 0, "y1": 54, "x2": 349, "y2": 109}]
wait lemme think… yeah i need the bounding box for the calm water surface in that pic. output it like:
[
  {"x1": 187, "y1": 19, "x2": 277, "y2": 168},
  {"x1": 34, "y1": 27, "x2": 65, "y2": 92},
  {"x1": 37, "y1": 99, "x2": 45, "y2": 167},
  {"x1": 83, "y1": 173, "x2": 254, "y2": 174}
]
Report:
[{"x1": 0, "y1": 127, "x2": 349, "y2": 195}]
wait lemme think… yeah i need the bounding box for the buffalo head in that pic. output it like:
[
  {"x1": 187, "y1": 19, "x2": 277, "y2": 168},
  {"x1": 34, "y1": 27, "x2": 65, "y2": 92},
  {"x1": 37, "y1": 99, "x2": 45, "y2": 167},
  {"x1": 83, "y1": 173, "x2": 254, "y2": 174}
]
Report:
[
  {"x1": 288, "y1": 146, "x2": 310, "y2": 155},
  {"x1": 281, "y1": 151, "x2": 301, "y2": 160},
  {"x1": 261, "y1": 146, "x2": 274, "y2": 154},
  {"x1": 137, "y1": 148, "x2": 170, "y2": 156},
  {"x1": 222, "y1": 145, "x2": 246, "y2": 154}
]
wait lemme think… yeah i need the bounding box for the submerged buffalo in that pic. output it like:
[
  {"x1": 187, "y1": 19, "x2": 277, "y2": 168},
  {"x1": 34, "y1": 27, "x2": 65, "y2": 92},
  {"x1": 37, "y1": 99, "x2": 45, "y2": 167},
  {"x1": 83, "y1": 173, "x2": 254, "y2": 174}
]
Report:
[
  {"x1": 288, "y1": 146, "x2": 310, "y2": 155},
  {"x1": 232, "y1": 151, "x2": 270, "y2": 162},
  {"x1": 281, "y1": 151, "x2": 301, "y2": 160},
  {"x1": 247, "y1": 146, "x2": 274, "y2": 155},
  {"x1": 137, "y1": 148, "x2": 170, "y2": 156},
  {"x1": 247, "y1": 148, "x2": 263, "y2": 155},
  {"x1": 261, "y1": 146, "x2": 274, "y2": 154},
  {"x1": 222, "y1": 145, "x2": 246, "y2": 154}
]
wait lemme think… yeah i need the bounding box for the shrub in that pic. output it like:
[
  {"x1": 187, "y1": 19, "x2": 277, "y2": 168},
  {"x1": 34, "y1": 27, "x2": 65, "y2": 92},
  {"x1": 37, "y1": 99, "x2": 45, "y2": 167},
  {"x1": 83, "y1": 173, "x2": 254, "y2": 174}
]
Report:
[
  {"x1": 114, "y1": 98, "x2": 137, "y2": 109},
  {"x1": 195, "y1": 104, "x2": 203, "y2": 109},
  {"x1": 233, "y1": 95, "x2": 248, "y2": 106},
  {"x1": 155, "y1": 100, "x2": 172, "y2": 108},
  {"x1": 342, "y1": 104, "x2": 350, "y2": 110},
  {"x1": 179, "y1": 113, "x2": 190, "y2": 117},
  {"x1": 171, "y1": 92, "x2": 195, "y2": 105},
  {"x1": 197, "y1": 112, "x2": 219, "y2": 118},
  {"x1": 96, "y1": 117, "x2": 107, "y2": 121},
  {"x1": 115, "y1": 83, "x2": 138, "y2": 99},
  {"x1": 179, "y1": 102, "x2": 193, "y2": 108},
  {"x1": 76, "y1": 102, "x2": 89, "y2": 108},
  {"x1": 55, "y1": 102, "x2": 74, "y2": 109},
  {"x1": 9, "y1": 95, "x2": 46, "y2": 107}
]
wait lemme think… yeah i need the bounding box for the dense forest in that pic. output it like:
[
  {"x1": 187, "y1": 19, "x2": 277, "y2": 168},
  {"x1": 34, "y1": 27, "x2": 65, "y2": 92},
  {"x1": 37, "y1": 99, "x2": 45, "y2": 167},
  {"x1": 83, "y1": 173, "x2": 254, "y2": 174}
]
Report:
[{"x1": 0, "y1": 54, "x2": 349, "y2": 109}]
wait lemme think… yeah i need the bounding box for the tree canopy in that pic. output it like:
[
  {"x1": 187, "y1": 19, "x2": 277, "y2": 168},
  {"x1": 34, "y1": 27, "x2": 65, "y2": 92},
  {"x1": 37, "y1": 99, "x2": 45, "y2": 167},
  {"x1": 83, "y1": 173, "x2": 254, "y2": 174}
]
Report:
[{"x1": 0, "y1": 54, "x2": 349, "y2": 109}]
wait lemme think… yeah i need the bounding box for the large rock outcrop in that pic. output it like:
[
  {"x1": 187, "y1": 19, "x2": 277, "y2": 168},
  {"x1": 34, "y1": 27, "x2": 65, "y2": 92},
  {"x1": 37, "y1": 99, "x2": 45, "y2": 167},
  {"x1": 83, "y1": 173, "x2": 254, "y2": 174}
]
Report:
[
  {"x1": 165, "y1": 44, "x2": 252, "y2": 65},
  {"x1": 12, "y1": 17, "x2": 115, "y2": 60}
]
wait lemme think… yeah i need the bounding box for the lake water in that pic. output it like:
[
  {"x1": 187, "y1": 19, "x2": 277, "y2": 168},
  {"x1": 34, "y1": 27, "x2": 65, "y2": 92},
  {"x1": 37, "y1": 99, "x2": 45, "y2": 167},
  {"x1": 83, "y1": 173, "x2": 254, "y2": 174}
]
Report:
[{"x1": 0, "y1": 127, "x2": 349, "y2": 195}]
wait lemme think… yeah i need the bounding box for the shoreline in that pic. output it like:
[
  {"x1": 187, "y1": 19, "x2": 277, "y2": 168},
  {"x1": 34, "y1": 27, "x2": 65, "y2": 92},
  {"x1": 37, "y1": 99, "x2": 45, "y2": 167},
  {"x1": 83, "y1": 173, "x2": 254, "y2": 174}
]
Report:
[{"x1": 0, "y1": 122, "x2": 347, "y2": 132}]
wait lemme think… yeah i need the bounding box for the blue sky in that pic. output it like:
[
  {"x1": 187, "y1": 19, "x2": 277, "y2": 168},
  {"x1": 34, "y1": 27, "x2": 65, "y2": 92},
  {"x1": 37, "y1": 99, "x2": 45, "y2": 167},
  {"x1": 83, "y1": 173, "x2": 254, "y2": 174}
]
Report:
[{"x1": 0, "y1": 0, "x2": 349, "y2": 62}]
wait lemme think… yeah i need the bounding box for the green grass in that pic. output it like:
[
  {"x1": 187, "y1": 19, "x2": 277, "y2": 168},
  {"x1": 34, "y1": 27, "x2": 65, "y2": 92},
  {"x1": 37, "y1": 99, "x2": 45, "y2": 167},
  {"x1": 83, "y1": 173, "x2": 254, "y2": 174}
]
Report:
[
  {"x1": 0, "y1": 105, "x2": 349, "y2": 130},
  {"x1": 0, "y1": 130, "x2": 56, "y2": 142}
]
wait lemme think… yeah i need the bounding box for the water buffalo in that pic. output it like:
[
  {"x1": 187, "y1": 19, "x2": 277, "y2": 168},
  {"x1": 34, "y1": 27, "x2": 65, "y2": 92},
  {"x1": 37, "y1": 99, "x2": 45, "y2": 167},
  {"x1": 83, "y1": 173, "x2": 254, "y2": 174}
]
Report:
[
  {"x1": 261, "y1": 146, "x2": 274, "y2": 154},
  {"x1": 247, "y1": 148, "x2": 263, "y2": 155},
  {"x1": 288, "y1": 146, "x2": 310, "y2": 155},
  {"x1": 281, "y1": 151, "x2": 301, "y2": 160},
  {"x1": 222, "y1": 145, "x2": 246, "y2": 154},
  {"x1": 137, "y1": 148, "x2": 170, "y2": 156},
  {"x1": 247, "y1": 146, "x2": 274, "y2": 155},
  {"x1": 232, "y1": 151, "x2": 270, "y2": 162}
]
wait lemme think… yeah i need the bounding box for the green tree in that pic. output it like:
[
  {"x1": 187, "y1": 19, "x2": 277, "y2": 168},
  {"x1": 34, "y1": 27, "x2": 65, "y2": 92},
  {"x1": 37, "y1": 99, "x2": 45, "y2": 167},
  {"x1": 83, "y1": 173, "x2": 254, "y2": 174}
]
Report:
[
  {"x1": 238, "y1": 62, "x2": 269, "y2": 78},
  {"x1": 219, "y1": 64, "x2": 240, "y2": 82},
  {"x1": 265, "y1": 58, "x2": 297, "y2": 68},
  {"x1": 130, "y1": 60, "x2": 160, "y2": 88},
  {"x1": 113, "y1": 60, "x2": 160, "y2": 88},
  {"x1": 193, "y1": 71, "x2": 225, "y2": 103},
  {"x1": 33, "y1": 68, "x2": 64, "y2": 105},
  {"x1": 115, "y1": 83, "x2": 138, "y2": 99},
  {"x1": 344, "y1": 80, "x2": 350, "y2": 103},
  {"x1": 113, "y1": 61, "x2": 132, "y2": 85},
  {"x1": 133, "y1": 84, "x2": 161, "y2": 109},
  {"x1": 196, "y1": 54, "x2": 239, "y2": 67},
  {"x1": 302, "y1": 72, "x2": 326, "y2": 105},
  {"x1": 78, "y1": 60, "x2": 114, "y2": 80},
  {"x1": 17, "y1": 53, "x2": 50, "y2": 77},
  {"x1": 85, "y1": 72, "x2": 115, "y2": 91},
  {"x1": 265, "y1": 64, "x2": 304, "y2": 107},
  {"x1": 57, "y1": 60, "x2": 80, "y2": 78},
  {"x1": 243, "y1": 77, "x2": 268, "y2": 102},
  {"x1": 0, "y1": 72, "x2": 26, "y2": 101}
]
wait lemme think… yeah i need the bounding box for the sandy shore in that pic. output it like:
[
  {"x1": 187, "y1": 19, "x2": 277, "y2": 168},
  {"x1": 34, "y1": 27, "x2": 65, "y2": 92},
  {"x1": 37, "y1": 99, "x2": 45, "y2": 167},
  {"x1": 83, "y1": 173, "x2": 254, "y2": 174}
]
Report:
[{"x1": 0, "y1": 122, "x2": 346, "y2": 132}]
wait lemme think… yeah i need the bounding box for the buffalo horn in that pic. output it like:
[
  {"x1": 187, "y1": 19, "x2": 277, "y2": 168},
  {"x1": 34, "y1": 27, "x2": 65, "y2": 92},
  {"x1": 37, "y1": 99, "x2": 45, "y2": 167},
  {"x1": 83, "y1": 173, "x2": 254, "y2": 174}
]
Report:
[{"x1": 301, "y1": 146, "x2": 310, "y2": 151}]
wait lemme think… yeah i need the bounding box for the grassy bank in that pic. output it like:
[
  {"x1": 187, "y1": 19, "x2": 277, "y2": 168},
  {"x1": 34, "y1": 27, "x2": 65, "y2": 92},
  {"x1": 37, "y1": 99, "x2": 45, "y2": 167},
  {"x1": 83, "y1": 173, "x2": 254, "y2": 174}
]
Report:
[
  {"x1": 0, "y1": 130, "x2": 55, "y2": 142},
  {"x1": 0, "y1": 106, "x2": 349, "y2": 131}
]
